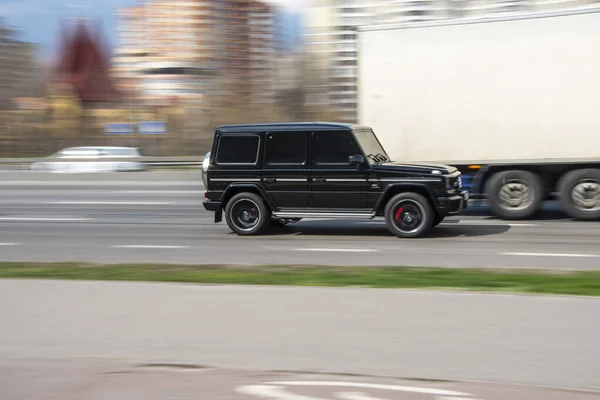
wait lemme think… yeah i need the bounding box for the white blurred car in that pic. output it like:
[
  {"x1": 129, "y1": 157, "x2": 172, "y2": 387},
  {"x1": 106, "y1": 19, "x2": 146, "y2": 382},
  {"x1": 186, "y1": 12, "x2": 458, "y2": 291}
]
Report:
[{"x1": 30, "y1": 146, "x2": 146, "y2": 173}]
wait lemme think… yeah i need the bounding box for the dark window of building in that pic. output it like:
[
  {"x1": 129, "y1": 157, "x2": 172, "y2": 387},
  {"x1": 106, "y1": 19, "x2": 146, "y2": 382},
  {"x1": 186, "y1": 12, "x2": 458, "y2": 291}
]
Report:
[
  {"x1": 265, "y1": 132, "x2": 307, "y2": 165},
  {"x1": 314, "y1": 131, "x2": 360, "y2": 164},
  {"x1": 216, "y1": 135, "x2": 260, "y2": 164}
]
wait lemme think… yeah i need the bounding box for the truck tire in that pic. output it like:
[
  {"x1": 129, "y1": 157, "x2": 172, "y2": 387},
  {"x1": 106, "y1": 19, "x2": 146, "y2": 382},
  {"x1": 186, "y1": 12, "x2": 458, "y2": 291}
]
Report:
[
  {"x1": 384, "y1": 193, "x2": 434, "y2": 238},
  {"x1": 225, "y1": 192, "x2": 270, "y2": 235},
  {"x1": 558, "y1": 169, "x2": 600, "y2": 221},
  {"x1": 486, "y1": 170, "x2": 543, "y2": 220}
]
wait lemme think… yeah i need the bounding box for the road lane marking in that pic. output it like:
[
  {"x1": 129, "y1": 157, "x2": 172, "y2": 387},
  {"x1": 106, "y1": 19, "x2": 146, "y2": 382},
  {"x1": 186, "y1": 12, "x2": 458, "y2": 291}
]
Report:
[
  {"x1": 237, "y1": 385, "x2": 318, "y2": 400},
  {"x1": 237, "y1": 381, "x2": 473, "y2": 399},
  {"x1": 0, "y1": 243, "x2": 20, "y2": 246},
  {"x1": 116, "y1": 190, "x2": 199, "y2": 194},
  {"x1": 294, "y1": 248, "x2": 378, "y2": 253},
  {"x1": 271, "y1": 382, "x2": 470, "y2": 396},
  {"x1": 500, "y1": 252, "x2": 598, "y2": 258},
  {"x1": 337, "y1": 392, "x2": 386, "y2": 400},
  {"x1": 442, "y1": 221, "x2": 538, "y2": 227},
  {"x1": 112, "y1": 245, "x2": 190, "y2": 249},
  {"x1": 47, "y1": 201, "x2": 174, "y2": 205},
  {"x1": 0, "y1": 217, "x2": 91, "y2": 222}
]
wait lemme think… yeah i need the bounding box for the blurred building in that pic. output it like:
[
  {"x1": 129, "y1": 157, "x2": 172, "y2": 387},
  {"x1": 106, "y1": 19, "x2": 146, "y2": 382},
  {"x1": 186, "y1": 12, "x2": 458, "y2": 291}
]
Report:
[
  {"x1": 113, "y1": 0, "x2": 276, "y2": 106},
  {"x1": 0, "y1": 21, "x2": 38, "y2": 110},
  {"x1": 303, "y1": 0, "x2": 600, "y2": 123}
]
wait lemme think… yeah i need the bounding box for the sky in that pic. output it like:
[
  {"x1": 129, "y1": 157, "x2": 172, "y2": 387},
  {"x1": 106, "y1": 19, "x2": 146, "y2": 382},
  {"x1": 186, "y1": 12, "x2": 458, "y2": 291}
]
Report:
[{"x1": 0, "y1": 0, "x2": 306, "y2": 60}]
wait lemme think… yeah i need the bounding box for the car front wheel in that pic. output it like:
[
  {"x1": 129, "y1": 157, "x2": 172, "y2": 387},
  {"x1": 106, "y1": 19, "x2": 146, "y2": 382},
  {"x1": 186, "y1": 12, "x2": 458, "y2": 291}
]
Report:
[
  {"x1": 384, "y1": 193, "x2": 434, "y2": 238},
  {"x1": 225, "y1": 192, "x2": 270, "y2": 235}
]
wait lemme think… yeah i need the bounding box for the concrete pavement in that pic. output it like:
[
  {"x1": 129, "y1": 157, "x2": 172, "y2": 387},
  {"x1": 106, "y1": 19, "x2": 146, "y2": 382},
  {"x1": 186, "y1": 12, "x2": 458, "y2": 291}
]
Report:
[
  {"x1": 2, "y1": 359, "x2": 599, "y2": 400},
  {"x1": 1, "y1": 279, "x2": 599, "y2": 391}
]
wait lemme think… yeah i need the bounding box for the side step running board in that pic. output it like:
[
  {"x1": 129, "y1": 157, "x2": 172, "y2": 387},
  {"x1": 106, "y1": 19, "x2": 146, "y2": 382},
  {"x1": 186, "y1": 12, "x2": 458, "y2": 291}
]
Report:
[{"x1": 272, "y1": 212, "x2": 376, "y2": 219}]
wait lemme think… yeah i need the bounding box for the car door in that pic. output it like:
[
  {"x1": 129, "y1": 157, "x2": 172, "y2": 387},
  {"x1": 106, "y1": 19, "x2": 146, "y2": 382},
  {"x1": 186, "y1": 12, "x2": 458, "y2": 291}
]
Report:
[
  {"x1": 261, "y1": 130, "x2": 309, "y2": 209},
  {"x1": 310, "y1": 130, "x2": 369, "y2": 209}
]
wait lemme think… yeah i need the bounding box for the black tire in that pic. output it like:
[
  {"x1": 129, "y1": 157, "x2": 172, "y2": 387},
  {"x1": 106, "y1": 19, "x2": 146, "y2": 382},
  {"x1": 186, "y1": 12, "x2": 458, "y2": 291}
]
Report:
[
  {"x1": 432, "y1": 215, "x2": 444, "y2": 227},
  {"x1": 557, "y1": 169, "x2": 600, "y2": 221},
  {"x1": 384, "y1": 192, "x2": 434, "y2": 238},
  {"x1": 485, "y1": 170, "x2": 543, "y2": 220},
  {"x1": 224, "y1": 192, "x2": 270, "y2": 235}
]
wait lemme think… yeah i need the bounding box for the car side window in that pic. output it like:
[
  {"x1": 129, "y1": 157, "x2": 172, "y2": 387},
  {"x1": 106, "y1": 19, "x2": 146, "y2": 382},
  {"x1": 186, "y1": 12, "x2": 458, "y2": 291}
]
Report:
[
  {"x1": 314, "y1": 131, "x2": 361, "y2": 165},
  {"x1": 216, "y1": 135, "x2": 260, "y2": 164},
  {"x1": 265, "y1": 131, "x2": 307, "y2": 166}
]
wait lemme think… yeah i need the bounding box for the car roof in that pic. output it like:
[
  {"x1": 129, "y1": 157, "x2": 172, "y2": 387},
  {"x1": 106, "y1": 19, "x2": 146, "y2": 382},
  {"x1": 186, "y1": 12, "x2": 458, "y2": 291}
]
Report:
[{"x1": 215, "y1": 122, "x2": 371, "y2": 133}]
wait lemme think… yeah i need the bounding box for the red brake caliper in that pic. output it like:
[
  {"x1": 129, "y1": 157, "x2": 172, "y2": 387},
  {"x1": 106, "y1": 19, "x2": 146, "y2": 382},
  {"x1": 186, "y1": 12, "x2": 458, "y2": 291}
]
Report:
[{"x1": 395, "y1": 207, "x2": 403, "y2": 221}]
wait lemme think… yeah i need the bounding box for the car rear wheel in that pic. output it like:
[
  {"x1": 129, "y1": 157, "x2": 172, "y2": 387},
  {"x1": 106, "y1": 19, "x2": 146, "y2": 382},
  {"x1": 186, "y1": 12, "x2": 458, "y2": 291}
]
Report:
[
  {"x1": 384, "y1": 193, "x2": 434, "y2": 238},
  {"x1": 225, "y1": 193, "x2": 270, "y2": 235}
]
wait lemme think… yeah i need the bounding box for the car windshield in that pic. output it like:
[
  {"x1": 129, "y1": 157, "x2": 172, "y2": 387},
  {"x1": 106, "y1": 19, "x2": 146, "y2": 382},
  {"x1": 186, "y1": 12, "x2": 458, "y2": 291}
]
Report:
[{"x1": 353, "y1": 128, "x2": 390, "y2": 164}]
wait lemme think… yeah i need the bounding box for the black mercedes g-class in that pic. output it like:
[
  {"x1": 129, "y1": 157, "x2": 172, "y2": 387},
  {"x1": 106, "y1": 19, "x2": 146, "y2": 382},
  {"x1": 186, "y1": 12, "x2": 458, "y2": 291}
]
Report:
[{"x1": 202, "y1": 123, "x2": 468, "y2": 238}]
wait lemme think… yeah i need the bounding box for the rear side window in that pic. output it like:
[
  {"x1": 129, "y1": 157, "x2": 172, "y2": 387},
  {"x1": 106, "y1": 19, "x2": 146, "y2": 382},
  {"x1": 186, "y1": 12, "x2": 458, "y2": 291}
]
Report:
[
  {"x1": 216, "y1": 135, "x2": 260, "y2": 164},
  {"x1": 265, "y1": 132, "x2": 307, "y2": 165}
]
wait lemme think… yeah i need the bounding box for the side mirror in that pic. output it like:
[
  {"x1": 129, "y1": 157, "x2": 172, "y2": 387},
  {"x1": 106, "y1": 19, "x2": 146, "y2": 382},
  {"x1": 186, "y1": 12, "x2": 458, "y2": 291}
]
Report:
[{"x1": 349, "y1": 155, "x2": 365, "y2": 165}]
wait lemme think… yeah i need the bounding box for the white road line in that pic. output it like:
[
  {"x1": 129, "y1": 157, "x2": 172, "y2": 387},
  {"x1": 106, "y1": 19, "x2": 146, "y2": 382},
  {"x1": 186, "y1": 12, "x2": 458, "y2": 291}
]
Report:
[
  {"x1": 0, "y1": 243, "x2": 20, "y2": 246},
  {"x1": 264, "y1": 381, "x2": 470, "y2": 397},
  {"x1": 116, "y1": 190, "x2": 200, "y2": 194},
  {"x1": 47, "y1": 201, "x2": 174, "y2": 205},
  {"x1": 337, "y1": 391, "x2": 386, "y2": 400},
  {"x1": 112, "y1": 245, "x2": 190, "y2": 249},
  {"x1": 237, "y1": 385, "x2": 316, "y2": 400},
  {"x1": 0, "y1": 217, "x2": 91, "y2": 222},
  {"x1": 294, "y1": 248, "x2": 378, "y2": 253},
  {"x1": 500, "y1": 252, "x2": 599, "y2": 258},
  {"x1": 442, "y1": 221, "x2": 538, "y2": 227}
]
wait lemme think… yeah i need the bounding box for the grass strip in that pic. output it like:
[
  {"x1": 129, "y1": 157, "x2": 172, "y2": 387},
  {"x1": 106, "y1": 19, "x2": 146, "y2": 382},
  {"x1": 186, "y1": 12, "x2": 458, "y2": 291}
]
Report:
[{"x1": 0, "y1": 263, "x2": 599, "y2": 296}]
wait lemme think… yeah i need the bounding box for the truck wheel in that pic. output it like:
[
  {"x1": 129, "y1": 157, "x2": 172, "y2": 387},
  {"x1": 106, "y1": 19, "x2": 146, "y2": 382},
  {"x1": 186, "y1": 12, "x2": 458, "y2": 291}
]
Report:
[
  {"x1": 384, "y1": 193, "x2": 434, "y2": 238},
  {"x1": 486, "y1": 170, "x2": 543, "y2": 220},
  {"x1": 558, "y1": 169, "x2": 600, "y2": 221},
  {"x1": 225, "y1": 192, "x2": 270, "y2": 235}
]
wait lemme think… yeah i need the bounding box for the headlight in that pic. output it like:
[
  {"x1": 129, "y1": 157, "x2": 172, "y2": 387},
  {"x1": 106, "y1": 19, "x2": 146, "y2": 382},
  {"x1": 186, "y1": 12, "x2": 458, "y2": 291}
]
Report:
[{"x1": 446, "y1": 175, "x2": 461, "y2": 192}]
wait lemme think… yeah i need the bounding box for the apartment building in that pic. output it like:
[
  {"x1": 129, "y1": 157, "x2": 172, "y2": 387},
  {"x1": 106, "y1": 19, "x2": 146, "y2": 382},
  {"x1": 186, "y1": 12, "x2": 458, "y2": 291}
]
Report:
[
  {"x1": 304, "y1": 0, "x2": 599, "y2": 123},
  {"x1": 113, "y1": 0, "x2": 275, "y2": 105},
  {"x1": 0, "y1": 22, "x2": 38, "y2": 110}
]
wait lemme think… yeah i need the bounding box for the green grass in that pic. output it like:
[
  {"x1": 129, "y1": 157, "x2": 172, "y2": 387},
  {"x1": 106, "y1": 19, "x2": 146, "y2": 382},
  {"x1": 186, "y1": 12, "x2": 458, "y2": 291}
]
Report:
[{"x1": 1, "y1": 263, "x2": 599, "y2": 296}]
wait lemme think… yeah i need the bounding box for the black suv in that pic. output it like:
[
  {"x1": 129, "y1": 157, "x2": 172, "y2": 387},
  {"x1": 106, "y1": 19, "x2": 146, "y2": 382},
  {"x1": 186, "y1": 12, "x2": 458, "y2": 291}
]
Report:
[{"x1": 202, "y1": 123, "x2": 468, "y2": 238}]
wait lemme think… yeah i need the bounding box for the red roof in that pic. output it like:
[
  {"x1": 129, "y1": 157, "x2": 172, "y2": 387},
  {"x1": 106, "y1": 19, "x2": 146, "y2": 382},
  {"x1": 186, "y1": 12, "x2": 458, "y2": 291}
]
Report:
[{"x1": 54, "y1": 19, "x2": 120, "y2": 103}]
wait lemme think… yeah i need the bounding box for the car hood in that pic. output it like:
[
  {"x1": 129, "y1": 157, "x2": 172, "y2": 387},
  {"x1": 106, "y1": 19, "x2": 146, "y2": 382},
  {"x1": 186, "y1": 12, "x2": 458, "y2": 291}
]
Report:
[{"x1": 372, "y1": 161, "x2": 457, "y2": 175}]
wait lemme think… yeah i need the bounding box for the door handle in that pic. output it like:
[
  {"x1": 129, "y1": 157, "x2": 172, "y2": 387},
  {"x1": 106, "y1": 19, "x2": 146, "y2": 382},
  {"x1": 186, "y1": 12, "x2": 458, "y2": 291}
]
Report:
[
  {"x1": 312, "y1": 177, "x2": 326, "y2": 182},
  {"x1": 263, "y1": 177, "x2": 276, "y2": 183}
]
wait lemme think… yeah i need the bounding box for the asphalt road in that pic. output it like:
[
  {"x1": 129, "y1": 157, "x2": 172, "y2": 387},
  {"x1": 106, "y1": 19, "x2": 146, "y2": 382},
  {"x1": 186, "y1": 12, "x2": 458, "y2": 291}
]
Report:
[
  {"x1": 1, "y1": 171, "x2": 600, "y2": 269},
  {"x1": 2, "y1": 172, "x2": 600, "y2": 396}
]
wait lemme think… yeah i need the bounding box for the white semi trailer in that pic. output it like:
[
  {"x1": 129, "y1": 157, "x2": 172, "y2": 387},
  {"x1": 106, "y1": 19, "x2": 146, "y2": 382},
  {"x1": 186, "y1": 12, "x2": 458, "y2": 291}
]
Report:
[{"x1": 357, "y1": 8, "x2": 600, "y2": 220}]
